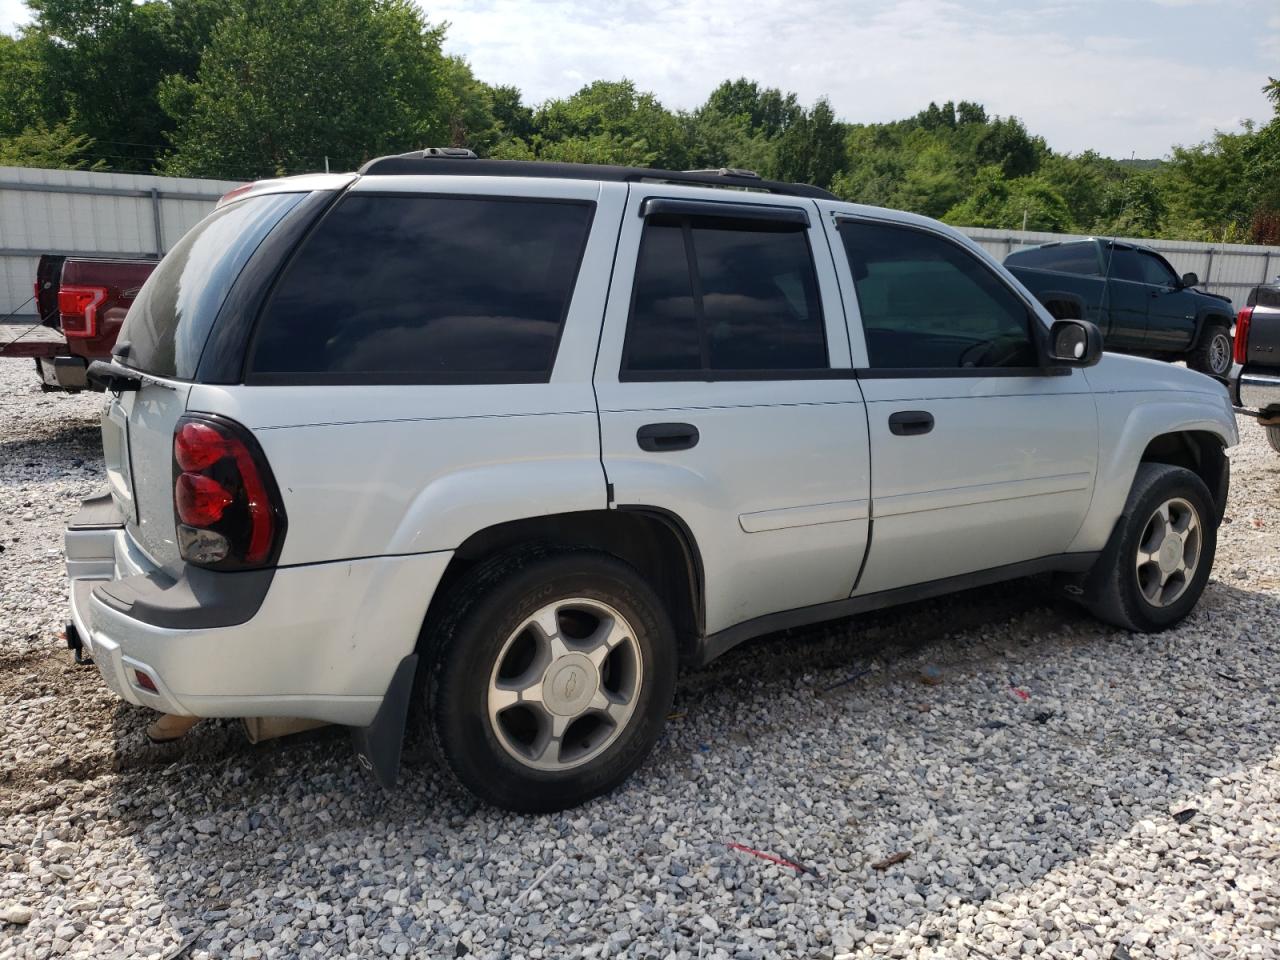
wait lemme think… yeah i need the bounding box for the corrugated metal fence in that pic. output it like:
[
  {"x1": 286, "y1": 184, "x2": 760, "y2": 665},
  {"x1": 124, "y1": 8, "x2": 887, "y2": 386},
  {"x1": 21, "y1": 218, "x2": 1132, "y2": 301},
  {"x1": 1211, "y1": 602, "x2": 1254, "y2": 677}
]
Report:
[
  {"x1": 0, "y1": 165, "x2": 243, "y2": 321},
  {"x1": 960, "y1": 227, "x2": 1279, "y2": 308},
  {"x1": 4, "y1": 165, "x2": 1279, "y2": 319}
]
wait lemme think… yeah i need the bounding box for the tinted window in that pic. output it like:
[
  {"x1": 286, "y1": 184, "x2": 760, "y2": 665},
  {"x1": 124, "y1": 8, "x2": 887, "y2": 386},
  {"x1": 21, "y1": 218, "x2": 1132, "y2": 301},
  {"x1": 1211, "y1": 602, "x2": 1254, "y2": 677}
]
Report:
[
  {"x1": 1137, "y1": 251, "x2": 1177, "y2": 286},
  {"x1": 251, "y1": 195, "x2": 593, "y2": 382},
  {"x1": 1006, "y1": 243, "x2": 1099, "y2": 276},
  {"x1": 1106, "y1": 248, "x2": 1146, "y2": 283},
  {"x1": 122, "y1": 192, "x2": 305, "y2": 378},
  {"x1": 1251, "y1": 285, "x2": 1280, "y2": 309},
  {"x1": 840, "y1": 220, "x2": 1038, "y2": 369},
  {"x1": 625, "y1": 222, "x2": 699, "y2": 370},
  {"x1": 623, "y1": 216, "x2": 827, "y2": 375}
]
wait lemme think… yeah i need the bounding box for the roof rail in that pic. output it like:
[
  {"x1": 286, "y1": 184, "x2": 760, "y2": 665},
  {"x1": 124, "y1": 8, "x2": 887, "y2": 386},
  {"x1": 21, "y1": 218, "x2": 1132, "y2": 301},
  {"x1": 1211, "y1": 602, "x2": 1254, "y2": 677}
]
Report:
[{"x1": 356, "y1": 153, "x2": 836, "y2": 200}]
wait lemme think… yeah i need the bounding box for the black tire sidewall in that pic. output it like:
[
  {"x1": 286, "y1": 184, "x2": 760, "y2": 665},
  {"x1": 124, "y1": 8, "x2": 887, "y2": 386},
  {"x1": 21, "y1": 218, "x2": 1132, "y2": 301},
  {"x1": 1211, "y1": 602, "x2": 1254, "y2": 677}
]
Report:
[
  {"x1": 429, "y1": 553, "x2": 676, "y2": 812},
  {"x1": 1194, "y1": 325, "x2": 1232, "y2": 377},
  {"x1": 1111, "y1": 468, "x2": 1217, "y2": 631},
  {"x1": 1266, "y1": 425, "x2": 1280, "y2": 455}
]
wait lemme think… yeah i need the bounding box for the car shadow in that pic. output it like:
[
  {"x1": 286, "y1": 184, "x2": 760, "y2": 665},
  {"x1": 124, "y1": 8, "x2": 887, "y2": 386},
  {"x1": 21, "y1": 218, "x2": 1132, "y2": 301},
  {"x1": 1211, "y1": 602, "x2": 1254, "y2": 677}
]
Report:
[{"x1": 96, "y1": 576, "x2": 1279, "y2": 957}]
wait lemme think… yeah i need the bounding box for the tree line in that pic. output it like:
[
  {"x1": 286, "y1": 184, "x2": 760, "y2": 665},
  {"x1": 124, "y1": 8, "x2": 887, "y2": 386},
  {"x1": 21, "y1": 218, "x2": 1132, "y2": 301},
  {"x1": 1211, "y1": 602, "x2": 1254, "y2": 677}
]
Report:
[{"x1": 2, "y1": 0, "x2": 1278, "y2": 244}]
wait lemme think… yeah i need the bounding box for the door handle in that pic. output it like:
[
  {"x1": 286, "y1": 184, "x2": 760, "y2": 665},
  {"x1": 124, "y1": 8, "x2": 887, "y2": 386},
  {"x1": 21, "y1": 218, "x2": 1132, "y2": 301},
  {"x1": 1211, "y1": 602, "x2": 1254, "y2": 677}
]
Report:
[
  {"x1": 637, "y1": 422, "x2": 699, "y2": 452},
  {"x1": 888, "y1": 410, "x2": 934, "y2": 436}
]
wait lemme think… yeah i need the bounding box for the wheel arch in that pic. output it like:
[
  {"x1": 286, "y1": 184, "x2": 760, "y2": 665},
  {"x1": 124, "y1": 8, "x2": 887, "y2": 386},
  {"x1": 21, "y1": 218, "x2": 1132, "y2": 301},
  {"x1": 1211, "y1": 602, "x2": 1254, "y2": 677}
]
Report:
[
  {"x1": 418, "y1": 508, "x2": 705, "y2": 664},
  {"x1": 1138, "y1": 429, "x2": 1229, "y2": 521},
  {"x1": 1193, "y1": 309, "x2": 1234, "y2": 348},
  {"x1": 1069, "y1": 403, "x2": 1235, "y2": 554}
]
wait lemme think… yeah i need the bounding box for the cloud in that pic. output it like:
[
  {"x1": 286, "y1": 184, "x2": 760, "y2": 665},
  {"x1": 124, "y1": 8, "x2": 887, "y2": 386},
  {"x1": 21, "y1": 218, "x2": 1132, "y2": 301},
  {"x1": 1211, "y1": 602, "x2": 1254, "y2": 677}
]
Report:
[{"x1": 428, "y1": 0, "x2": 1273, "y2": 157}]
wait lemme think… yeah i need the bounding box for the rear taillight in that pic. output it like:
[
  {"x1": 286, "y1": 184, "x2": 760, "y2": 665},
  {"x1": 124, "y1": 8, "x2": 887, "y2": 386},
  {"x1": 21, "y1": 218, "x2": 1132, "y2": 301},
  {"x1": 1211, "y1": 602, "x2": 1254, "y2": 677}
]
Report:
[
  {"x1": 172, "y1": 415, "x2": 286, "y2": 569},
  {"x1": 57, "y1": 284, "x2": 108, "y2": 338},
  {"x1": 1235, "y1": 306, "x2": 1253, "y2": 366}
]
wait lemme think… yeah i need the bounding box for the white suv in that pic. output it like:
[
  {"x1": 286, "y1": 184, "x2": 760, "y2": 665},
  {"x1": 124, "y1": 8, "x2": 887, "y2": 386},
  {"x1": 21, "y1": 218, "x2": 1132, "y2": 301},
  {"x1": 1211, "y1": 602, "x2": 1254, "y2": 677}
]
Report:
[{"x1": 66, "y1": 153, "x2": 1238, "y2": 811}]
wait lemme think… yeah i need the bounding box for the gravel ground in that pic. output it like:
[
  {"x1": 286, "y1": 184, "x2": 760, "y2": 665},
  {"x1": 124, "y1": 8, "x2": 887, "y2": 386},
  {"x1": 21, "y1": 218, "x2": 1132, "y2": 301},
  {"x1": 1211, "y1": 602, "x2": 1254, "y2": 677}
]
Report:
[{"x1": 1, "y1": 356, "x2": 1278, "y2": 960}]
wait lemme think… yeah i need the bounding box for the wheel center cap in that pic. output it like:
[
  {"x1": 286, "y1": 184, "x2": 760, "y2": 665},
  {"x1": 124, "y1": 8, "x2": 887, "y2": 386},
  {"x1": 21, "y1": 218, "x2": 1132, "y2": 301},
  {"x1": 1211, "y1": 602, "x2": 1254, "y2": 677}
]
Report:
[
  {"x1": 542, "y1": 654, "x2": 597, "y2": 716},
  {"x1": 1158, "y1": 536, "x2": 1182, "y2": 573}
]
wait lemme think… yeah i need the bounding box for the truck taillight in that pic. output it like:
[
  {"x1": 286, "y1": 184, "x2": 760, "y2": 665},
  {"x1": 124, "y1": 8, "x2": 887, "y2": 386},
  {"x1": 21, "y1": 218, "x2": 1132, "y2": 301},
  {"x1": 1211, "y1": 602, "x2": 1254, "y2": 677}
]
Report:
[
  {"x1": 57, "y1": 284, "x2": 107, "y2": 338},
  {"x1": 1235, "y1": 306, "x2": 1253, "y2": 366},
  {"x1": 173, "y1": 416, "x2": 286, "y2": 569}
]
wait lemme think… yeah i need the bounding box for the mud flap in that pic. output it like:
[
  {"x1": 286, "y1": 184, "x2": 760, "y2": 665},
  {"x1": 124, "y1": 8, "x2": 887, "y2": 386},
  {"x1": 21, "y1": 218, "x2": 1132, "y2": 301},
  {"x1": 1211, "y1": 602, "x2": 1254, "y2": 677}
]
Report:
[{"x1": 350, "y1": 654, "x2": 418, "y2": 790}]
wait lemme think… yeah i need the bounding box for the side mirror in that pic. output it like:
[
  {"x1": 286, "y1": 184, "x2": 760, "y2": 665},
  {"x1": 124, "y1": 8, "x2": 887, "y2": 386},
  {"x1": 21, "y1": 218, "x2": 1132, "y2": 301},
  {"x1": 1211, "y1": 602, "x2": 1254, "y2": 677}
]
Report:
[
  {"x1": 1047, "y1": 318, "x2": 1103, "y2": 367},
  {"x1": 1181, "y1": 272, "x2": 1199, "y2": 288}
]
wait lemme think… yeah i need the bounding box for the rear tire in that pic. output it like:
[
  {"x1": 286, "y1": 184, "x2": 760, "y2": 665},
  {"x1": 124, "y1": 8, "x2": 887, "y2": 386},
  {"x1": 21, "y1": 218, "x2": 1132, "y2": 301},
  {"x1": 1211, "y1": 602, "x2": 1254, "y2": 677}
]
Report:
[
  {"x1": 423, "y1": 549, "x2": 677, "y2": 812},
  {"x1": 1085, "y1": 463, "x2": 1216, "y2": 632},
  {"x1": 1188, "y1": 322, "x2": 1232, "y2": 378},
  {"x1": 1265, "y1": 425, "x2": 1280, "y2": 455}
]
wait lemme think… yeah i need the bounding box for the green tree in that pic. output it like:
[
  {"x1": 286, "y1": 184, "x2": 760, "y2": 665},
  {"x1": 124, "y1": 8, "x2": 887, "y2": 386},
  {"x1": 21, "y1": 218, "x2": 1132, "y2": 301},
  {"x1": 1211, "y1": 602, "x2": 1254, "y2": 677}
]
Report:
[
  {"x1": 22, "y1": 0, "x2": 227, "y2": 170},
  {"x1": 159, "y1": 0, "x2": 448, "y2": 178},
  {"x1": 0, "y1": 31, "x2": 56, "y2": 138},
  {"x1": 942, "y1": 166, "x2": 1071, "y2": 232},
  {"x1": 515, "y1": 79, "x2": 687, "y2": 169},
  {"x1": 0, "y1": 117, "x2": 101, "y2": 168}
]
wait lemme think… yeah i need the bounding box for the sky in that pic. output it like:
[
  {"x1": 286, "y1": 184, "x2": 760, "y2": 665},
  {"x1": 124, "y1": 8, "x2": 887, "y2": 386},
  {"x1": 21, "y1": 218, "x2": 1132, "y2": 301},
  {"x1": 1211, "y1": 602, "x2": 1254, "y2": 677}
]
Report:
[{"x1": 1, "y1": 0, "x2": 1276, "y2": 158}]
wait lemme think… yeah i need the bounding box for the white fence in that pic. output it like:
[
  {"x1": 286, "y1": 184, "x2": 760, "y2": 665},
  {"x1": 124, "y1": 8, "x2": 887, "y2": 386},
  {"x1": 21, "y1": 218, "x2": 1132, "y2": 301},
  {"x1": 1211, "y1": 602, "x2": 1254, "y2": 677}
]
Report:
[
  {"x1": 960, "y1": 227, "x2": 1279, "y2": 309},
  {"x1": 4, "y1": 166, "x2": 1278, "y2": 321},
  {"x1": 0, "y1": 166, "x2": 243, "y2": 322}
]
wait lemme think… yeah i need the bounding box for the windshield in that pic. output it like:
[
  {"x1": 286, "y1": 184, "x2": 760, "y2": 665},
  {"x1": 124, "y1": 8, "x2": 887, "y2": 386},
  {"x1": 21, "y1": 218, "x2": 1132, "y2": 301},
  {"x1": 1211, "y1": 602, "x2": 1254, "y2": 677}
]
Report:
[{"x1": 120, "y1": 192, "x2": 306, "y2": 378}]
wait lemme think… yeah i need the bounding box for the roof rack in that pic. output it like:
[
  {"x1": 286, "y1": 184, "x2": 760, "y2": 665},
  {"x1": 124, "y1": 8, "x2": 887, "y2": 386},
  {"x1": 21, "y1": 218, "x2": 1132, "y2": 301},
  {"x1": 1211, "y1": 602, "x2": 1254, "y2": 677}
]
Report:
[{"x1": 357, "y1": 151, "x2": 836, "y2": 200}]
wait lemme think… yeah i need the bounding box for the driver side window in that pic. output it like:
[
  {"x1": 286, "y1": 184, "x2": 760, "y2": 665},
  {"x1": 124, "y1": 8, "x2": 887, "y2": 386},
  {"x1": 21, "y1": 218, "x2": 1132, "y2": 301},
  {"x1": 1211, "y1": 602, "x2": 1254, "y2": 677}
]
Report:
[
  {"x1": 1137, "y1": 251, "x2": 1178, "y2": 287},
  {"x1": 839, "y1": 220, "x2": 1038, "y2": 370}
]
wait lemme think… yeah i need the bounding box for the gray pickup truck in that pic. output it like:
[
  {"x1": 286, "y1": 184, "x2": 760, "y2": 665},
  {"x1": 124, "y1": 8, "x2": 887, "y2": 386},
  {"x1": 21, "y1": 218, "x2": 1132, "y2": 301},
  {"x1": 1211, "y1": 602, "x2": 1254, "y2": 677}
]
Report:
[
  {"x1": 1005, "y1": 239, "x2": 1236, "y2": 378},
  {"x1": 1231, "y1": 282, "x2": 1280, "y2": 451}
]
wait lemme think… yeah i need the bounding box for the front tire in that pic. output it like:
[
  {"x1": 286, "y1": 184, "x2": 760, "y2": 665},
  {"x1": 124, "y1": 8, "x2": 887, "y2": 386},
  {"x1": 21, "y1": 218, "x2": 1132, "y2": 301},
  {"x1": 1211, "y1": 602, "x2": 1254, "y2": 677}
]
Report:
[
  {"x1": 1188, "y1": 322, "x2": 1232, "y2": 378},
  {"x1": 424, "y1": 549, "x2": 677, "y2": 812},
  {"x1": 1085, "y1": 463, "x2": 1217, "y2": 632}
]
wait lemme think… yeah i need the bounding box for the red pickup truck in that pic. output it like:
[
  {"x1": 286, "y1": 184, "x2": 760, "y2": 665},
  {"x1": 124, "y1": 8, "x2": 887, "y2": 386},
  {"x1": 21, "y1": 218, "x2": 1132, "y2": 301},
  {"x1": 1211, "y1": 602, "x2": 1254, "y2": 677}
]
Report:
[{"x1": 2, "y1": 255, "x2": 156, "y2": 390}]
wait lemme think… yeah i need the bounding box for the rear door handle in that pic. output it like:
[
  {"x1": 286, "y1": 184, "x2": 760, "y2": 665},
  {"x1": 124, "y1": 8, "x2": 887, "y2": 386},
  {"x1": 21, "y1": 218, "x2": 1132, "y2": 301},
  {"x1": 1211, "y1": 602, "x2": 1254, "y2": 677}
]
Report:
[
  {"x1": 888, "y1": 410, "x2": 934, "y2": 436},
  {"x1": 637, "y1": 422, "x2": 699, "y2": 452}
]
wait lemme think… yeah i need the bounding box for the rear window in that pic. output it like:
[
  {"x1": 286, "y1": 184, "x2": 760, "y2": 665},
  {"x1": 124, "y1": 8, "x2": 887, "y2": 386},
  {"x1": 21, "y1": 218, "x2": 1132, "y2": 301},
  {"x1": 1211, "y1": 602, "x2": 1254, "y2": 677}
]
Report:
[
  {"x1": 1005, "y1": 243, "x2": 1099, "y2": 276},
  {"x1": 121, "y1": 193, "x2": 306, "y2": 378},
  {"x1": 1250, "y1": 285, "x2": 1280, "y2": 309},
  {"x1": 248, "y1": 194, "x2": 594, "y2": 383}
]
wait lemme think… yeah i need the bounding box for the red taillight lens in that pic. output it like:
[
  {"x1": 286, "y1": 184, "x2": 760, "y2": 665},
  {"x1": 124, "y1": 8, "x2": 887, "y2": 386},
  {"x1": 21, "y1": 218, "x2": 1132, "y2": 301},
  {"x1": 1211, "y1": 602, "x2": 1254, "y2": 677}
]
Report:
[
  {"x1": 1235, "y1": 306, "x2": 1252, "y2": 366},
  {"x1": 172, "y1": 416, "x2": 285, "y2": 569},
  {"x1": 175, "y1": 473, "x2": 234, "y2": 526},
  {"x1": 175, "y1": 421, "x2": 230, "y2": 472},
  {"x1": 57, "y1": 284, "x2": 107, "y2": 338}
]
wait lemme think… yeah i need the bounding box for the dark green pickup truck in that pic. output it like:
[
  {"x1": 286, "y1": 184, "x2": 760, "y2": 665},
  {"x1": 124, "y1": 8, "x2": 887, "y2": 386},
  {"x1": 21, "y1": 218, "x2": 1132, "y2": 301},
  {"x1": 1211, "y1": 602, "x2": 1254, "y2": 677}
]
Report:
[{"x1": 1005, "y1": 239, "x2": 1235, "y2": 377}]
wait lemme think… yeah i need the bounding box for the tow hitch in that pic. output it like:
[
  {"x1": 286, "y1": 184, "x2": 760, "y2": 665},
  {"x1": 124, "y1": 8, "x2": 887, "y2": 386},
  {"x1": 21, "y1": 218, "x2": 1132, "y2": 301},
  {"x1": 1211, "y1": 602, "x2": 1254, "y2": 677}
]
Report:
[{"x1": 64, "y1": 622, "x2": 93, "y2": 666}]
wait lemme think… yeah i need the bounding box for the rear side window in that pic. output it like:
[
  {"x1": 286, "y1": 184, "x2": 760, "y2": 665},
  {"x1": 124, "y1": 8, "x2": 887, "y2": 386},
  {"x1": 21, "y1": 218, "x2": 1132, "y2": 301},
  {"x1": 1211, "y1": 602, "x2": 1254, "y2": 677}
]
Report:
[
  {"x1": 250, "y1": 195, "x2": 594, "y2": 383},
  {"x1": 840, "y1": 220, "x2": 1038, "y2": 370},
  {"x1": 1006, "y1": 243, "x2": 1099, "y2": 276},
  {"x1": 623, "y1": 215, "x2": 827, "y2": 377},
  {"x1": 1106, "y1": 248, "x2": 1146, "y2": 283},
  {"x1": 122, "y1": 193, "x2": 305, "y2": 378}
]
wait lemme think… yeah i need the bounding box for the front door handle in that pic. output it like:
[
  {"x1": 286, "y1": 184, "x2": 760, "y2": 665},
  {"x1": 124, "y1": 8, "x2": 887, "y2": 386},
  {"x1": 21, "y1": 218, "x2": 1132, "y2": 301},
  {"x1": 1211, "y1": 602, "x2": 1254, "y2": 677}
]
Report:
[
  {"x1": 637, "y1": 422, "x2": 699, "y2": 452},
  {"x1": 888, "y1": 410, "x2": 934, "y2": 436}
]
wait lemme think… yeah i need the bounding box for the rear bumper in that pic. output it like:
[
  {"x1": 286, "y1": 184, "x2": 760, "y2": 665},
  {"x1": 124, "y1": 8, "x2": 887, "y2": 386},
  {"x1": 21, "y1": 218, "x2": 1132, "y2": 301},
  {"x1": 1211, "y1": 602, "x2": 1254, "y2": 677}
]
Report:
[
  {"x1": 35, "y1": 356, "x2": 89, "y2": 390},
  {"x1": 65, "y1": 495, "x2": 450, "y2": 726},
  {"x1": 1234, "y1": 368, "x2": 1280, "y2": 414}
]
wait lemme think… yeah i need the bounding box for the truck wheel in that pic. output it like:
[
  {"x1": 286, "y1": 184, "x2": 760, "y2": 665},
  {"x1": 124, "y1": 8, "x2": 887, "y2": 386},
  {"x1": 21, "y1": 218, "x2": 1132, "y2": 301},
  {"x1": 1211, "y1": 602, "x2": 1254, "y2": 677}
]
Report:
[
  {"x1": 1266, "y1": 425, "x2": 1280, "y2": 455},
  {"x1": 423, "y1": 549, "x2": 677, "y2": 812},
  {"x1": 1085, "y1": 463, "x2": 1216, "y2": 633},
  {"x1": 1188, "y1": 322, "x2": 1232, "y2": 378}
]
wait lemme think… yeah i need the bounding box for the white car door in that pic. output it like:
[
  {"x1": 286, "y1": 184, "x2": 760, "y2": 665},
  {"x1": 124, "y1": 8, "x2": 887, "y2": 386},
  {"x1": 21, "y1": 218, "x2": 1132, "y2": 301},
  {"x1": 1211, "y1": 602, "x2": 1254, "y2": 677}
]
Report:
[
  {"x1": 821, "y1": 206, "x2": 1099, "y2": 595},
  {"x1": 594, "y1": 186, "x2": 871, "y2": 638}
]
